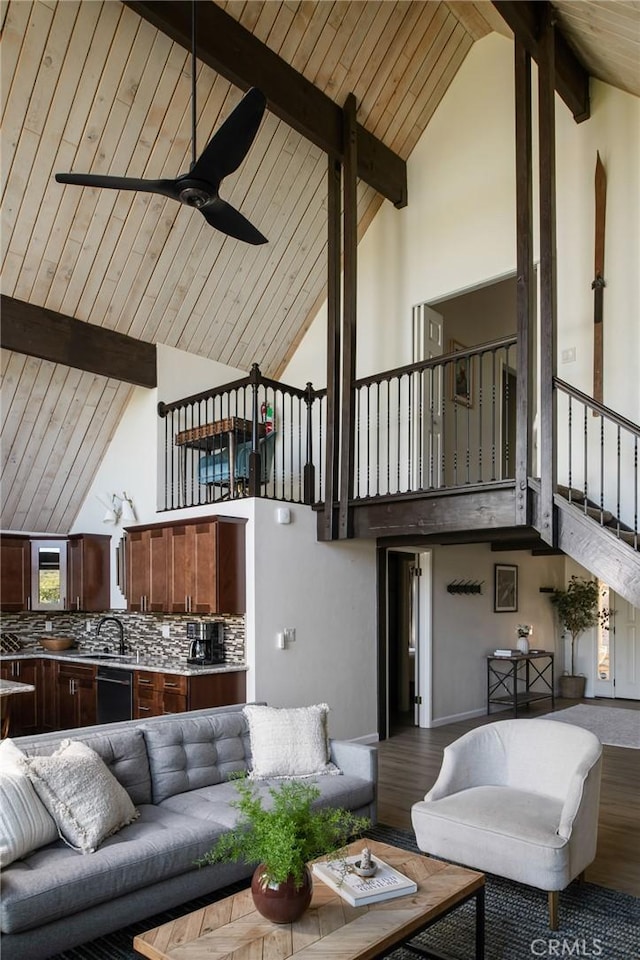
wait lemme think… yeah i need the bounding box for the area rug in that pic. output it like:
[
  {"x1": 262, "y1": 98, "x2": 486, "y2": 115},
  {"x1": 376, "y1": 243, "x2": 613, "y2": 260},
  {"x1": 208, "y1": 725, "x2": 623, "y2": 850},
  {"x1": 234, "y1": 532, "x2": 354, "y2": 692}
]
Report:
[
  {"x1": 547, "y1": 704, "x2": 640, "y2": 749},
  {"x1": 50, "y1": 824, "x2": 639, "y2": 960}
]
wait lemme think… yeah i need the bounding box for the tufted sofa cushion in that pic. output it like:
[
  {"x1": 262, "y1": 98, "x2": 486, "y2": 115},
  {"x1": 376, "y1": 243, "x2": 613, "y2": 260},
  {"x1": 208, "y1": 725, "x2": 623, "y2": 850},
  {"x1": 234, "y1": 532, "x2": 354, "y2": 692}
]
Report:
[
  {"x1": 15, "y1": 729, "x2": 152, "y2": 805},
  {"x1": 142, "y1": 713, "x2": 250, "y2": 804}
]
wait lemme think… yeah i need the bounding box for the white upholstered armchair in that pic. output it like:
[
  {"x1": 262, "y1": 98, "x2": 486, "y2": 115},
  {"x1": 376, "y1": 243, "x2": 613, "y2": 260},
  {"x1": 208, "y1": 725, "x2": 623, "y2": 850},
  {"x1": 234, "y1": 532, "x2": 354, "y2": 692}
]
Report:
[{"x1": 411, "y1": 719, "x2": 602, "y2": 929}]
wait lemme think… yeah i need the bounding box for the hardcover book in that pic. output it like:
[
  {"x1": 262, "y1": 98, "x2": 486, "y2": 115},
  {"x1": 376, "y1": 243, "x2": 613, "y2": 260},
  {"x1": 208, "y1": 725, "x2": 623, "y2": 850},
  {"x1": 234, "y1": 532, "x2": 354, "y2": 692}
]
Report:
[{"x1": 312, "y1": 853, "x2": 417, "y2": 906}]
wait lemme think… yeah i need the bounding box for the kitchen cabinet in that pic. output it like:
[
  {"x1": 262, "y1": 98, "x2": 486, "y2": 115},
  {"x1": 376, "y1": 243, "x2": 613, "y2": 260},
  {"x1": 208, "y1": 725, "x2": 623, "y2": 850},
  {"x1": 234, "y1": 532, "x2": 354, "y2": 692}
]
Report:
[
  {"x1": 0, "y1": 658, "x2": 39, "y2": 735},
  {"x1": 167, "y1": 516, "x2": 246, "y2": 614},
  {"x1": 56, "y1": 661, "x2": 96, "y2": 730},
  {"x1": 67, "y1": 534, "x2": 110, "y2": 611},
  {"x1": 125, "y1": 527, "x2": 169, "y2": 613},
  {"x1": 39, "y1": 657, "x2": 58, "y2": 732},
  {"x1": 0, "y1": 536, "x2": 31, "y2": 611},
  {"x1": 125, "y1": 515, "x2": 246, "y2": 615},
  {"x1": 132, "y1": 669, "x2": 246, "y2": 719}
]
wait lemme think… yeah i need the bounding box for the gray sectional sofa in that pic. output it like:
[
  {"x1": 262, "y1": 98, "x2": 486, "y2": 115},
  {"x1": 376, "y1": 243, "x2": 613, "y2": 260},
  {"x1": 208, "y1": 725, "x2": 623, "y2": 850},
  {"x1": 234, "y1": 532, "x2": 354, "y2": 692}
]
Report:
[{"x1": 1, "y1": 703, "x2": 377, "y2": 960}]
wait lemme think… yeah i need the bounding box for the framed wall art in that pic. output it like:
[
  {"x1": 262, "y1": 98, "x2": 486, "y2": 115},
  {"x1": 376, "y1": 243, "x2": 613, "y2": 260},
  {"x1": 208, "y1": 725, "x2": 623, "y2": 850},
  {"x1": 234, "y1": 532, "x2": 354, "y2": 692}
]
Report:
[
  {"x1": 449, "y1": 340, "x2": 473, "y2": 407},
  {"x1": 494, "y1": 563, "x2": 518, "y2": 612}
]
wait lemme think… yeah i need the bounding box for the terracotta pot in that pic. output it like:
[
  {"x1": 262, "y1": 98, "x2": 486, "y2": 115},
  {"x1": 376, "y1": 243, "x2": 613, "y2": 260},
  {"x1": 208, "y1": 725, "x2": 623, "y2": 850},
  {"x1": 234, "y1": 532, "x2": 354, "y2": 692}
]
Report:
[
  {"x1": 251, "y1": 864, "x2": 312, "y2": 924},
  {"x1": 558, "y1": 674, "x2": 586, "y2": 699}
]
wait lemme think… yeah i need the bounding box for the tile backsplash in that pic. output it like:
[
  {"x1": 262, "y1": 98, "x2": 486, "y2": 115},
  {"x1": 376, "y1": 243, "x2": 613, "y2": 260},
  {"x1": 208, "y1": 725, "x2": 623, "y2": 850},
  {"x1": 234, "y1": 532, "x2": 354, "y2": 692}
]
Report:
[{"x1": 0, "y1": 611, "x2": 245, "y2": 663}]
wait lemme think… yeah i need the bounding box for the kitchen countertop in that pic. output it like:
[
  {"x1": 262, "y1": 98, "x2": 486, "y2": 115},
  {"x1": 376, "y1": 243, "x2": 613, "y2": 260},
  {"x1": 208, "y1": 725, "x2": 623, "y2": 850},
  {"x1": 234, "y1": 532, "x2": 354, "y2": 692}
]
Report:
[
  {"x1": 0, "y1": 677, "x2": 36, "y2": 697},
  {"x1": 0, "y1": 649, "x2": 247, "y2": 677}
]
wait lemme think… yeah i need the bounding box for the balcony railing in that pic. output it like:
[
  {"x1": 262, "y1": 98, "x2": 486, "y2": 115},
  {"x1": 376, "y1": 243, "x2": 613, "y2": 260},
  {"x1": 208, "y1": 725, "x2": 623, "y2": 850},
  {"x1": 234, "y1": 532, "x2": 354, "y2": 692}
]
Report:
[
  {"x1": 158, "y1": 364, "x2": 325, "y2": 510},
  {"x1": 352, "y1": 336, "x2": 518, "y2": 499}
]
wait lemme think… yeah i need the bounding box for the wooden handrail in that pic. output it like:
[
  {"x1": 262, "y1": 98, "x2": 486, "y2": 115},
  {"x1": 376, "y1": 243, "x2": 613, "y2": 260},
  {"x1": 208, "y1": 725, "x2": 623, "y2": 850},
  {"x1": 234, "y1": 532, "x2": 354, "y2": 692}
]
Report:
[
  {"x1": 554, "y1": 377, "x2": 640, "y2": 436},
  {"x1": 354, "y1": 335, "x2": 517, "y2": 388}
]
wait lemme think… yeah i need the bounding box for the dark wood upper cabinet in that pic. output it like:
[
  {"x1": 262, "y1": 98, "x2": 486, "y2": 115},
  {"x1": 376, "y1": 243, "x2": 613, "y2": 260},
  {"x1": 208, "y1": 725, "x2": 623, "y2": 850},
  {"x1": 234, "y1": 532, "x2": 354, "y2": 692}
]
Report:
[
  {"x1": 0, "y1": 535, "x2": 31, "y2": 611},
  {"x1": 67, "y1": 534, "x2": 111, "y2": 612},
  {"x1": 125, "y1": 515, "x2": 246, "y2": 615}
]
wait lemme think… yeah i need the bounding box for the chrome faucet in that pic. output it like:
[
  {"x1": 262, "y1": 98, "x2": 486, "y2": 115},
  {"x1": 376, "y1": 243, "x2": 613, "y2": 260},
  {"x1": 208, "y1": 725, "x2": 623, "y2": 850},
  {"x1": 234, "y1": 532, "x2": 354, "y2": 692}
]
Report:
[{"x1": 96, "y1": 616, "x2": 127, "y2": 656}]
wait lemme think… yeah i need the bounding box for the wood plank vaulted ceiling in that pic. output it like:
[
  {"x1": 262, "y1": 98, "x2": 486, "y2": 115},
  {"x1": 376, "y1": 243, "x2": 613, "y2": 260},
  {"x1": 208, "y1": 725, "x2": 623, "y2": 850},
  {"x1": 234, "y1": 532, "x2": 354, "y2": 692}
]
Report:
[{"x1": 2, "y1": 1, "x2": 639, "y2": 534}]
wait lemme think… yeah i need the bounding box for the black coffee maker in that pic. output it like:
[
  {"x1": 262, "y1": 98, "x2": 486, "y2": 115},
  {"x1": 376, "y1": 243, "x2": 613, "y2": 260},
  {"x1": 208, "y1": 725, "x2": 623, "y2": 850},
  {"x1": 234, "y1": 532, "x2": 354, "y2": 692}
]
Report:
[{"x1": 186, "y1": 622, "x2": 225, "y2": 664}]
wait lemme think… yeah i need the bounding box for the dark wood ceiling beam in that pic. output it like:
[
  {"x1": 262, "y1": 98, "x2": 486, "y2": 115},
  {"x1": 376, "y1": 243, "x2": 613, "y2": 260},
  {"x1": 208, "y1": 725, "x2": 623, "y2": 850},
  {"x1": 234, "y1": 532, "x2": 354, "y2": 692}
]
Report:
[
  {"x1": 0, "y1": 296, "x2": 157, "y2": 388},
  {"x1": 491, "y1": 1, "x2": 590, "y2": 122},
  {"x1": 123, "y1": 0, "x2": 407, "y2": 207}
]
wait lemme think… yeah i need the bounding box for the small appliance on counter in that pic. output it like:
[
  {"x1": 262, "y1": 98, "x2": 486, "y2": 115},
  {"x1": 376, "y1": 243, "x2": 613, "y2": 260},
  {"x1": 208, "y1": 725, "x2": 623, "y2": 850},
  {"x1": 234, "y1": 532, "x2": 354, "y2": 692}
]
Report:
[{"x1": 186, "y1": 621, "x2": 225, "y2": 664}]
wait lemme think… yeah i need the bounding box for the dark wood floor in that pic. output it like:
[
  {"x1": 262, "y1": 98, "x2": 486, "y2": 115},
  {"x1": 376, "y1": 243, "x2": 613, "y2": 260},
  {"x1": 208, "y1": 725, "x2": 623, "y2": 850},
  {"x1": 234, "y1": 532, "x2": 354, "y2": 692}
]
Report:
[{"x1": 377, "y1": 698, "x2": 640, "y2": 898}]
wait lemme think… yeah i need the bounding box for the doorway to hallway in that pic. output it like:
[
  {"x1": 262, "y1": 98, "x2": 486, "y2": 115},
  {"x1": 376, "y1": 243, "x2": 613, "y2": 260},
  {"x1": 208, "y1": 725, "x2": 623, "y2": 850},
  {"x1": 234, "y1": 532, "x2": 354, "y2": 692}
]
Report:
[{"x1": 378, "y1": 548, "x2": 432, "y2": 740}]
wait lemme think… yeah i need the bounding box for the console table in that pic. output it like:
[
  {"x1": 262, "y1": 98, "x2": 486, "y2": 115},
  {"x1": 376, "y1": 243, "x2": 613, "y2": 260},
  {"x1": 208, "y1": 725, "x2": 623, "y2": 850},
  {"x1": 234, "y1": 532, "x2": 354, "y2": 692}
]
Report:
[{"x1": 487, "y1": 651, "x2": 555, "y2": 717}]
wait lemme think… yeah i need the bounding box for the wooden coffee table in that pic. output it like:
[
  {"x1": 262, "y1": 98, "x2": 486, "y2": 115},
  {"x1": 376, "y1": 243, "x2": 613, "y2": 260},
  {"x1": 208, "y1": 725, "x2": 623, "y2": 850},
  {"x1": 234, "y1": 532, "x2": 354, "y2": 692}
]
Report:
[{"x1": 133, "y1": 839, "x2": 484, "y2": 960}]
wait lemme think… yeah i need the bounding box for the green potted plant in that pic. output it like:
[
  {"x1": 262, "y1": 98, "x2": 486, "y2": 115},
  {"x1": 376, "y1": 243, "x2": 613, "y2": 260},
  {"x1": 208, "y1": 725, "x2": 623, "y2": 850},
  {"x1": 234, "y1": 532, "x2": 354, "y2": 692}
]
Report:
[
  {"x1": 550, "y1": 576, "x2": 610, "y2": 699},
  {"x1": 199, "y1": 777, "x2": 369, "y2": 923}
]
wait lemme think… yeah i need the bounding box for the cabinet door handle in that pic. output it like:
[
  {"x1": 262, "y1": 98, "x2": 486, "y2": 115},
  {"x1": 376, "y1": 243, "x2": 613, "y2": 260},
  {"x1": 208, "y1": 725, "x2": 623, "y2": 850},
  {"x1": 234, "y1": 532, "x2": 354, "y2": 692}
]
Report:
[
  {"x1": 139, "y1": 678, "x2": 153, "y2": 686},
  {"x1": 26, "y1": 596, "x2": 31, "y2": 610},
  {"x1": 76, "y1": 596, "x2": 80, "y2": 610},
  {"x1": 139, "y1": 706, "x2": 151, "y2": 713},
  {"x1": 165, "y1": 682, "x2": 179, "y2": 688}
]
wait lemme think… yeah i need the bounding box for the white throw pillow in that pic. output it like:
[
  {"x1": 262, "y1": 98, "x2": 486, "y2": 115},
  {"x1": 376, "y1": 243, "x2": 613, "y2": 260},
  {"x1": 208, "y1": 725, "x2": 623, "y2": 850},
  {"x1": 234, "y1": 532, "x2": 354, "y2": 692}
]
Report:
[
  {"x1": 0, "y1": 739, "x2": 58, "y2": 867},
  {"x1": 244, "y1": 703, "x2": 339, "y2": 779},
  {"x1": 21, "y1": 739, "x2": 139, "y2": 854}
]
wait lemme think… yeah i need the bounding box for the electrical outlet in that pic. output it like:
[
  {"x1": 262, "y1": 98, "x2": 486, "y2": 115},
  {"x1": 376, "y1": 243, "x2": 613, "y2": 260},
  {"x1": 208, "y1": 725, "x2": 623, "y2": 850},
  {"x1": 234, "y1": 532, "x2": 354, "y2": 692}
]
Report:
[
  {"x1": 44, "y1": 620, "x2": 52, "y2": 632},
  {"x1": 561, "y1": 347, "x2": 576, "y2": 364},
  {"x1": 86, "y1": 621, "x2": 92, "y2": 632},
  {"x1": 284, "y1": 627, "x2": 296, "y2": 644},
  {"x1": 161, "y1": 624, "x2": 171, "y2": 639}
]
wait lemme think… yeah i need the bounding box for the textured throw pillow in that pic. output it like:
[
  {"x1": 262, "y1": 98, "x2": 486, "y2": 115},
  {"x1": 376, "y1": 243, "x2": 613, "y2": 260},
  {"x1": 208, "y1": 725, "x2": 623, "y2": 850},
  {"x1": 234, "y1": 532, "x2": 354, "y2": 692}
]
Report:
[
  {"x1": 21, "y1": 739, "x2": 139, "y2": 854},
  {"x1": 0, "y1": 739, "x2": 58, "y2": 867},
  {"x1": 244, "y1": 703, "x2": 339, "y2": 779}
]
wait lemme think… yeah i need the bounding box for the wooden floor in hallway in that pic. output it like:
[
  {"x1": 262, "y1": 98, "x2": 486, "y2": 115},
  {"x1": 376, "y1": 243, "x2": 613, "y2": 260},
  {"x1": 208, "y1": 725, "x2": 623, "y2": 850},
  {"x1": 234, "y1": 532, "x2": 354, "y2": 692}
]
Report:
[{"x1": 376, "y1": 698, "x2": 640, "y2": 898}]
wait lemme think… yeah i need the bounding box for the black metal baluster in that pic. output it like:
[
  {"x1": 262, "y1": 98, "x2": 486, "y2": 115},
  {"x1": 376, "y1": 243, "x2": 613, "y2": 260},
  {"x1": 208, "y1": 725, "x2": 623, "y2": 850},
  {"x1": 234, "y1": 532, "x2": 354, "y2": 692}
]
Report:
[
  {"x1": 453, "y1": 363, "x2": 459, "y2": 486},
  {"x1": 367, "y1": 384, "x2": 372, "y2": 498},
  {"x1": 583, "y1": 404, "x2": 588, "y2": 513},
  {"x1": 376, "y1": 381, "x2": 381, "y2": 497},
  {"x1": 466, "y1": 358, "x2": 471, "y2": 484},
  {"x1": 491, "y1": 350, "x2": 497, "y2": 481},
  {"x1": 396, "y1": 377, "x2": 401, "y2": 494},
  {"x1": 599, "y1": 413, "x2": 605, "y2": 523},
  {"x1": 616, "y1": 425, "x2": 621, "y2": 539},
  {"x1": 568, "y1": 397, "x2": 573, "y2": 499},
  {"x1": 440, "y1": 360, "x2": 446, "y2": 488},
  {"x1": 478, "y1": 351, "x2": 483, "y2": 483}
]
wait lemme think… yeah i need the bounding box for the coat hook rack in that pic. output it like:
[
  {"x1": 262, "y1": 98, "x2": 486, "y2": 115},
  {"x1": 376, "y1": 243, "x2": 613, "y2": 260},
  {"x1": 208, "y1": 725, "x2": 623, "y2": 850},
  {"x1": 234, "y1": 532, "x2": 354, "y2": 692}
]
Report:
[{"x1": 446, "y1": 580, "x2": 484, "y2": 595}]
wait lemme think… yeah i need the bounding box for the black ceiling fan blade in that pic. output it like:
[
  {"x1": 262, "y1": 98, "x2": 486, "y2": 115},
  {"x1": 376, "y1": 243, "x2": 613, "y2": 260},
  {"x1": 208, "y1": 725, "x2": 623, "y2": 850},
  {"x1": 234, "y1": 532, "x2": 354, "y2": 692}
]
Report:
[
  {"x1": 200, "y1": 198, "x2": 267, "y2": 245},
  {"x1": 191, "y1": 88, "x2": 267, "y2": 184},
  {"x1": 55, "y1": 172, "x2": 182, "y2": 202}
]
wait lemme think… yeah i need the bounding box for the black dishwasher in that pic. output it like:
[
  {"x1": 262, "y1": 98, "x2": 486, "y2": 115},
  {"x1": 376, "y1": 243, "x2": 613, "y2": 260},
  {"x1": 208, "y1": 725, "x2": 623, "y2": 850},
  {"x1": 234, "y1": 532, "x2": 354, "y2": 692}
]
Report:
[{"x1": 96, "y1": 666, "x2": 133, "y2": 723}]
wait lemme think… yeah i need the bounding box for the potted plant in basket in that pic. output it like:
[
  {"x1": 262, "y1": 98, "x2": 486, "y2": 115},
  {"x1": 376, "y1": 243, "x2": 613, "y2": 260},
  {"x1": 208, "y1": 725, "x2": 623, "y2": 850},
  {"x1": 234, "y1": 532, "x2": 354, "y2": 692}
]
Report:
[
  {"x1": 550, "y1": 576, "x2": 610, "y2": 699},
  {"x1": 199, "y1": 777, "x2": 369, "y2": 924}
]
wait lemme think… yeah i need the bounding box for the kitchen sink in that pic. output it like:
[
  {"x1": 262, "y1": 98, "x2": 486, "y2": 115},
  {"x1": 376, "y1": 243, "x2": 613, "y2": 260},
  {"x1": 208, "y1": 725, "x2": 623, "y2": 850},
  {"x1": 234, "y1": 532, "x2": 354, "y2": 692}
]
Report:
[{"x1": 75, "y1": 653, "x2": 134, "y2": 661}]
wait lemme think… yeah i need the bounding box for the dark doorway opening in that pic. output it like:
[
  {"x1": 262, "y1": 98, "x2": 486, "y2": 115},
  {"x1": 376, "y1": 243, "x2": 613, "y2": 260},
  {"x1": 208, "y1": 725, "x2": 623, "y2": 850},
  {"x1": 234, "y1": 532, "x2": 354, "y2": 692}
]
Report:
[{"x1": 388, "y1": 551, "x2": 417, "y2": 733}]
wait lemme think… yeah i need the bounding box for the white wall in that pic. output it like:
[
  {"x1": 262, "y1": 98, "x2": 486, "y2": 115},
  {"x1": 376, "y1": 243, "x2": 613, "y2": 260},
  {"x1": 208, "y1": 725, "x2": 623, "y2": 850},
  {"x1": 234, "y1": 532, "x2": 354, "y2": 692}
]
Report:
[
  {"x1": 430, "y1": 543, "x2": 565, "y2": 723},
  {"x1": 251, "y1": 498, "x2": 377, "y2": 741}
]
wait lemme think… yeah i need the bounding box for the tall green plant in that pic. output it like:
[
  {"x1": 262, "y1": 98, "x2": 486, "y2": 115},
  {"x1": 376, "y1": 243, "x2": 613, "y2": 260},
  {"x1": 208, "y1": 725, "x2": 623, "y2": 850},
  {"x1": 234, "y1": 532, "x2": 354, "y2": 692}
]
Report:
[
  {"x1": 550, "y1": 576, "x2": 610, "y2": 676},
  {"x1": 199, "y1": 778, "x2": 369, "y2": 889}
]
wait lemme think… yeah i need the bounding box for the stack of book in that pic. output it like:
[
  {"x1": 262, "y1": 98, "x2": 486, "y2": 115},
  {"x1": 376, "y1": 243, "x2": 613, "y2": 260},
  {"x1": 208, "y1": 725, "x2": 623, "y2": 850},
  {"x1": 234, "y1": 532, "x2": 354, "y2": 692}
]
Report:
[
  {"x1": 493, "y1": 648, "x2": 522, "y2": 657},
  {"x1": 312, "y1": 853, "x2": 417, "y2": 906}
]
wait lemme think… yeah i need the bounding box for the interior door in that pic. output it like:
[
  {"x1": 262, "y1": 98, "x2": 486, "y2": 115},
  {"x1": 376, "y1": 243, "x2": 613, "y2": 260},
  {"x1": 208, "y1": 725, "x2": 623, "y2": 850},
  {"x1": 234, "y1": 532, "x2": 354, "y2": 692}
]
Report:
[
  {"x1": 412, "y1": 304, "x2": 444, "y2": 489},
  {"x1": 611, "y1": 593, "x2": 640, "y2": 699}
]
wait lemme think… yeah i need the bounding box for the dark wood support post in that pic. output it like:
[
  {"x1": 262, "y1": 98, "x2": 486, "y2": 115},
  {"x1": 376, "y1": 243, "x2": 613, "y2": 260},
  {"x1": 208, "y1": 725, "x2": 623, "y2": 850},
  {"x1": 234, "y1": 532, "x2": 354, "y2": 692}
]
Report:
[
  {"x1": 538, "y1": 7, "x2": 558, "y2": 546},
  {"x1": 338, "y1": 93, "x2": 358, "y2": 540},
  {"x1": 248, "y1": 362, "x2": 261, "y2": 497},
  {"x1": 323, "y1": 156, "x2": 342, "y2": 540},
  {"x1": 514, "y1": 39, "x2": 534, "y2": 526}
]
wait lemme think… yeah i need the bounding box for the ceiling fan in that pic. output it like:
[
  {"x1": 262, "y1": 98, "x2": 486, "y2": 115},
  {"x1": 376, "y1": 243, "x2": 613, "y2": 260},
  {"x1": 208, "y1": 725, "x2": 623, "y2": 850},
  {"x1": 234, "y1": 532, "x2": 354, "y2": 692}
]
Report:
[{"x1": 55, "y1": 5, "x2": 268, "y2": 245}]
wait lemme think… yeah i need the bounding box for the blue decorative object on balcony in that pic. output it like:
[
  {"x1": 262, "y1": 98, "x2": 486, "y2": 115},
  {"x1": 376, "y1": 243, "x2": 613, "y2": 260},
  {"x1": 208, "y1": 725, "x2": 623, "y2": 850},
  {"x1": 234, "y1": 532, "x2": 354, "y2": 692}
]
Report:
[{"x1": 199, "y1": 431, "x2": 276, "y2": 492}]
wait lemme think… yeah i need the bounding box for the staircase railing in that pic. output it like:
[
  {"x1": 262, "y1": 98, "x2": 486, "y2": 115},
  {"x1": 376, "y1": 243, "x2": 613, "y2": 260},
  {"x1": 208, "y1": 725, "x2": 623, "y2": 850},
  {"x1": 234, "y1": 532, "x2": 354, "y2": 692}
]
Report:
[
  {"x1": 554, "y1": 377, "x2": 639, "y2": 549},
  {"x1": 352, "y1": 336, "x2": 517, "y2": 498}
]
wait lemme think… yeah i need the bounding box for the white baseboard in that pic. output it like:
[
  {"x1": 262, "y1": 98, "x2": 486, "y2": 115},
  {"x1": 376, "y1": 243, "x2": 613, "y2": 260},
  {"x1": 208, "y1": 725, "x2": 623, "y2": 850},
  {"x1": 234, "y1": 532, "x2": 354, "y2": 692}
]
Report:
[
  {"x1": 350, "y1": 732, "x2": 379, "y2": 745},
  {"x1": 427, "y1": 705, "x2": 509, "y2": 727}
]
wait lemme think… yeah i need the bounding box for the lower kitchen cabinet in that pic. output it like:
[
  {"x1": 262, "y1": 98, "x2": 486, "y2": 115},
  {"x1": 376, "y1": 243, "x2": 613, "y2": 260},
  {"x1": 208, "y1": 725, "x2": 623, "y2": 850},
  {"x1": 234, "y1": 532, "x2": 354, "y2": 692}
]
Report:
[
  {"x1": 0, "y1": 658, "x2": 39, "y2": 736},
  {"x1": 133, "y1": 669, "x2": 246, "y2": 719},
  {"x1": 39, "y1": 657, "x2": 58, "y2": 732},
  {"x1": 56, "y1": 661, "x2": 97, "y2": 730}
]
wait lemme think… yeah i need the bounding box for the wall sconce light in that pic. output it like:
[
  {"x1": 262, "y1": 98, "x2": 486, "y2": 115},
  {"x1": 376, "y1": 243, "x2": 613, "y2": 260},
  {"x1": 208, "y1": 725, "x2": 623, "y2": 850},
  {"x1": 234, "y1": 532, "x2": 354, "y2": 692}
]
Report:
[{"x1": 99, "y1": 492, "x2": 137, "y2": 525}]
